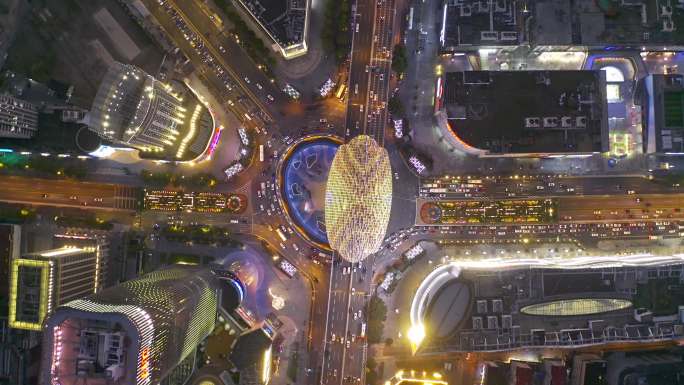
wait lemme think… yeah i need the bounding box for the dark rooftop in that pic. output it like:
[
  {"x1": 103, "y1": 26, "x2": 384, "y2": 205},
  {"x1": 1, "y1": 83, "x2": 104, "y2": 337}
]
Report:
[
  {"x1": 531, "y1": 0, "x2": 684, "y2": 47},
  {"x1": 442, "y1": 0, "x2": 523, "y2": 49},
  {"x1": 442, "y1": 71, "x2": 609, "y2": 154},
  {"x1": 229, "y1": 328, "x2": 273, "y2": 370},
  {"x1": 237, "y1": 0, "x2": 306, "y2": 48}
]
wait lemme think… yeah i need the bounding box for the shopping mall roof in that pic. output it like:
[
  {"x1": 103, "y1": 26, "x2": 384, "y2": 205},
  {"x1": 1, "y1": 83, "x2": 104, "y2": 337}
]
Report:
[
  {"x1": 441, "y1": 71, "x2": 609, "y2": 155},
  {"x1": 441, "y1": 0, "x2": 522, "y2": 50},
  {"x1": 416, "y1": 264, "x2": 684, "y2": 353}
]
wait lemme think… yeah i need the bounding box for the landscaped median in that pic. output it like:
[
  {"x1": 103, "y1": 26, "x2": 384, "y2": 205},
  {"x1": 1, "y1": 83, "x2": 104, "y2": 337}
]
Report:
[{"x1": 365, "y1": 295, "x2": 387, "y2": 344}]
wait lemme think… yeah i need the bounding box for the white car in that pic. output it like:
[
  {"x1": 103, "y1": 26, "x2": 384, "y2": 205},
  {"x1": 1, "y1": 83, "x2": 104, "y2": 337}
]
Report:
[
  {"x1": 256, "y1": 83, "x2": 263, "y2": 90},
  {"x1": 244, "y1": 76, "x2": 251, "y2": 84},
  {"x1": 267, "y1": 94, "x2": 274, "y2": 102}
]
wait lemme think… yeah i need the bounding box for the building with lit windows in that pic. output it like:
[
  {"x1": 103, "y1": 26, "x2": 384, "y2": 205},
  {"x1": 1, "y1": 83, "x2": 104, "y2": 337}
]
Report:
[
  {"x1": 0, "y1": 93, "x2": 39, "y2": 139},
  {"x1": 88, "y1": 62, "x2": 214, "y2": 160},
  {"x1": 39, "y1": 265, "x2": 242, "y2": 385},
  {"x1": 8, "y1": 246, "x2": 101, "y2": 331}
]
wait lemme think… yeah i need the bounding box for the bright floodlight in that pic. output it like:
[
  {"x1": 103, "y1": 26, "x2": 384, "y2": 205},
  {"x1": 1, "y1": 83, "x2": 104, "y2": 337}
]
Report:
[
  {"x1": 325, "y1": 135, "x2": 392, "y2": 263},
  {"x1": 407, "y1": 323, "x2": 425, "y2": 354}
]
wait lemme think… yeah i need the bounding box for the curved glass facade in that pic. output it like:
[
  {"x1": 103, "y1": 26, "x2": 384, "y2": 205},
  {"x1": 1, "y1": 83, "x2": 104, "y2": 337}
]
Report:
[{"x1": 520, "y1": 298, "x2": 632, "y2": 316}]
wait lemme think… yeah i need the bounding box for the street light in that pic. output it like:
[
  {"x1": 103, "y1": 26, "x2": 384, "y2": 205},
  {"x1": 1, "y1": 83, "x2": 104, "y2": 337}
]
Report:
[{"x1": 407, "y1": 323, "x2": 425, "y2": 354}]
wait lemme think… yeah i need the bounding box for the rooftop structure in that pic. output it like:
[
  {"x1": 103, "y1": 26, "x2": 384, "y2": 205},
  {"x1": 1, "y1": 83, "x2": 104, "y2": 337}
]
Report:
[
  {"x1": 439, "y1": 0, "x2": 523, "y2": 50},
  {"x1": 414, "y1": 263, "x2": 684, "y2": 354},
  {"x1": 481, "y1": 359, "x2": 567, "y2": 385},
  {"x1": 0, "y1": 94, "x2": 39, "y2": 139},
  {"x1": 144, "y1": 190, "x2": 247, "y2": 214},
  {"x1": 438, "y1": 71, "x2": 609, "y2": 156},
  {"x1": 417, "y1": 198, "x2": 557, "y2": 225},
  {"x1": 229, "y1": 328, "x2": 274, "y2": 385},
  {"x1": 40, "y1": 265, "x2": 242, "y2": 385},
  {"x1": 642, "y1": 74, "x2": 684, "y2": 153},
  {"x1": 531, "y1": 0, "x2": 684, "y2": 48},
  {"x1": 88, "y1": 62, "x2": 214, "y2": 160},
  {"x1": 235, "y1": 0, "x2": 309, "y2": 59},
  {"x1": 9, "y1": 246, "x2": 101, "y2": 331},
  {"x1": 325, "y1": 135, "x2": 393, "y2": 263}
]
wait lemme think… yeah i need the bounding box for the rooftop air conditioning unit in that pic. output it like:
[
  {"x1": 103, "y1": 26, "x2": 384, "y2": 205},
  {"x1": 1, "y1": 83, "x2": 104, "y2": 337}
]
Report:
[
  {"x1": 561, "y1": 116, "x2": 574, "y2": 128},
  {"x1": 663, "y1": 18, "x2": 675, "y2": 32},
  {"x1": 478, "y1": 1, "x2": 491, "y2": 12},
  {"x1": 502, "y1": 315, "x2": 513, "y2": 329},
  {"x1": 473, "y1": 317, "x2": 483, "y2": 329},
  {"x1": 477, "y1": 299, "x2": 488, "y2": 314},
  {"x1": 460, "y1": 4, "x2": 472, "y2": 17},
  {"x1": 543, "y1": 116, "x2": 559, "y2": 128},
  {"x1": 500, "y1": 31, "x2": 518, "y2": 41},
  {"x1": 576, "y1": 116, "x2": 587, "y2": 127},
  {"x1": 481, "y1": 31, "x2": 499, "y2": 40},
  {"x1": 662, "y1": 5, "x2": 673, "y2": 17},
  {"x1": 495, "y1": 0, "x2": 507, "y2": 12},
  {"x1": 492, "y1": 299, "x2": 503, "y2": 313},
  {"x1": 487, "y1": 316, "x2": 498, "y2": 329},
  {"x1": 525, "y1": 117, "x2": 541, "y2": 128}
]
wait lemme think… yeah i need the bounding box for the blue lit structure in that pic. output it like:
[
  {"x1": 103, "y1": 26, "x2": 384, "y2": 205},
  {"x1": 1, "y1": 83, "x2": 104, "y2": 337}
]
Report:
[{"x1": 279, "y1": 136, "x2": 340, "y2": 247}]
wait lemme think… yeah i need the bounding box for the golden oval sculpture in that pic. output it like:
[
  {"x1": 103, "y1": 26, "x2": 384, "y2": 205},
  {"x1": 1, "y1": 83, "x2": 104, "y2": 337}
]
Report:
[{"x1": 324, "y1": 135, "x2": 393, "y2": 263}]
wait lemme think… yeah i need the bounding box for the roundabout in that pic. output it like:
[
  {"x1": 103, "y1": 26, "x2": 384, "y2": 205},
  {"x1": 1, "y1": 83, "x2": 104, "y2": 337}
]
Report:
[{"x1": 277, "y1": 135, "x2": 342, "y2": 249}]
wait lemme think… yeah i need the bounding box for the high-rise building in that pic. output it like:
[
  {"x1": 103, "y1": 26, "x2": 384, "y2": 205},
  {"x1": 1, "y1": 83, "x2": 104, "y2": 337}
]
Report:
[
  {"x1": 0, "y1": 93, "x2": 39, "y2": 139},
  {"x1": 39, "y1": 265, "x2": 236, "y2": 385},
  {"x1": 88, "y1": 61, "x2": 185, "y2": 152},
  {"x1": 8, "y1": 246, "x2": 101, "y2": 331},
  {"x1": 53, "y1": 233, "x2": 110, "y2": 289}
]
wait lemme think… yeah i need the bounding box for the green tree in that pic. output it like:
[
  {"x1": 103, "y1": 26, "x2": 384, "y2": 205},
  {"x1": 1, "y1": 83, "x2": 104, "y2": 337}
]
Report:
[
  {"x1": 366, "y1": 295, "x2": 387, "y2": 343},
  {"x1": 391, "y1": 44, "x2": 408, "y2": 75},
  {"x1": 388, "y1": 95, "x2": 404, "y2": 115}
]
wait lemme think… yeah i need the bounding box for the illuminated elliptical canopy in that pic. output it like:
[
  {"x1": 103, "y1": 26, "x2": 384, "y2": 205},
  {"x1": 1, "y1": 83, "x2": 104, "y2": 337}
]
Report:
[
  {"x1": 520, "y1": 298, "x2": 633, "y2": 316},
  {"x1": 325, "y1": 135, "x2": 392, "y2": 263}
]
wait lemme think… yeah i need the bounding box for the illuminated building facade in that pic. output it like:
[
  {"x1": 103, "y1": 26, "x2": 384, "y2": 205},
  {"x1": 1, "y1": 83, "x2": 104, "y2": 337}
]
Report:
[
  {"x1": 325, "y1": 135, "x2": 393, "y2": 263},
  {"x1": 88, "y1": 62, "x2": 185, "y2": 152},
  {"x1": 9, "y1": 246, "x2": 100, "y2": 331},
  {"x1": 39, "y1": 266, "x2": 225, "y2": 385}
]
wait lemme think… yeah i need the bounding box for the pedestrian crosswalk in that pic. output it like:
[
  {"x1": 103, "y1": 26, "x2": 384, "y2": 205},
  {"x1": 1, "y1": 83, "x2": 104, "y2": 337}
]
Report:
[{"x1": 114, "y1": 186, "x2": 140, "y2": 210}]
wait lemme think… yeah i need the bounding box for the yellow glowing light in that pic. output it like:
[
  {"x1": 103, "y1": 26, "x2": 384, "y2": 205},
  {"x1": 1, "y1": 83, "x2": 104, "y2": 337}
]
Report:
[
  {"x1": 40, "y1": 247, "x2": 84, "y2": 257},
  {"x1": 262, "y1": 347, "x2": 272, "y2": 384},
  {"x1": 407, "y1": 323, "x2": 425, "y2": 347},
  {"x1": 325, "y1": 135, "x2": 392, "y2": 263}
]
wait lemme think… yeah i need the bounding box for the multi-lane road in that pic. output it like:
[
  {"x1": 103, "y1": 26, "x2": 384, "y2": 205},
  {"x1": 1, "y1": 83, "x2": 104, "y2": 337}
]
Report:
[
  {"x1": 323, "y1": 0, "x2": 398, "y2": 382},
  {"x1": 0, "y1": 175, "x2": 138, "y2": 211}
]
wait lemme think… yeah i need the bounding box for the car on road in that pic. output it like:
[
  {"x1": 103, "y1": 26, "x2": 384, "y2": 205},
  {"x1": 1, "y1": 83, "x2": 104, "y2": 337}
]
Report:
[
  {"x1": 256, "y1": 83, "x2": 263, "y2": 90},
  {"x1": 266, "y1": 94, "x2": 274, "y2": 102},
  {"x1": 244, "y1": 76, "x2": 251, "y2": 84}
]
